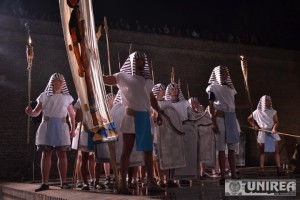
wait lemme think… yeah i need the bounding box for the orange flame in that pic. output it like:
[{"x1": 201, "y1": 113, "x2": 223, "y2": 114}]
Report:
[{"x1": 28, "y1": 35, "x2": 32, "y2": 45}]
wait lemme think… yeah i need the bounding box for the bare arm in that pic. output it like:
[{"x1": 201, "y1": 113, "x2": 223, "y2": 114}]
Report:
[
  {"x1": 68, "y1": 104, "x2": 76, "y2": 137},
  {"x1": 103, "y1": 75, "x2": 117, "y2": 86},
  {"x1": 208, "y1": 100, "x2": 219, "y2": 133},
  {"x1": 272, "y1": 113, "x2": 279, "y2": 133},
  {"x1": 25, "y1": 102, "x2": 42, "y2": 117},
  {"x1": 150, "y1": 92, "x2": 162, "y2": 125}
]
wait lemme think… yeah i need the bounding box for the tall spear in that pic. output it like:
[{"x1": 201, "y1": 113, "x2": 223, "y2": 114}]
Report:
[
  {"x1": 104, "y1": 16, "x2": 113, "y2": 93},
  {"x1": 103, "y1": 16, "x2": 120, "y2": 189},
  {"x1": 187, "y1": 83, "x2": 190, "y2": 99},
  {"x1": 170, "y1": 67, "x2": 175, "y2": 83},
  {"x1": 151, "y1": 60, "x2": 155, "y2": 84},
  {"x1": 117, "y1": 51, "x2": 121, "y2": 70},
  {"x1": 129, "y1": 43, "x2": 132, "y2": 55},
  {"x1": 240, "y1": 55, "x2": 256, "y2": 135},
  {"x1": 26, "y1": 35, "x2": 34, "y2": 144}
]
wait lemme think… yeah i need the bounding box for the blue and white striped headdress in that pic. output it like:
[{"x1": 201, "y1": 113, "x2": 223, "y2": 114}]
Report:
[
  {"x1": 44, "y1": 73, "x2": 69, "y2": 96},
  {"x1": 257, "y1": 95, "x2": 273, "y2": 111},
  {"x1": 106, "y1": 93, "x2": 115, "y2": 101},
  {"x1": 152, "y1": 83, "x2": 166, "y2": 98},
  {"x1": 120, "y1": 51, "x2": 151, "y2": 79},
  {"x1": 165, "y1": 83, "x2": 185, "y2": 101},
  {"x1": 208, "y1": 65, "x2": 235, "y2": 89},
  {"x1": 113, "y1": 90, "x2": 122, "y2": 106},
  {"x1": 188, "y1": 97, "x2": 206, "y2": 116}
]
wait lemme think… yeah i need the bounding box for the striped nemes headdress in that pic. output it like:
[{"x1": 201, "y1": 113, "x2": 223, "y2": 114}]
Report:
[
  {"x1": 257, "y1": 95, "x2": 273, "y2": 111},
  {"x1": 113, "y1": 90, "x2": 122, "y2": 106},
  {"x1": 188, "y1": 97, "x2": 206, "y2": 115},
  {"x1": 45, "y1": 73, "x2": 69, "y2": 96},
  {"x1": 120, "y1": 51, "x2": 151, "y2": 79},
  {"x1": 165, "y1": 83, "x2": 185, "y2": 101},
  {"x1": 106, "y1": 93, "x2": 115, "y2": 101},
  {"x1": 152, "y1": 83, "x2": 166, "y2": 98},
  {"x1": 208, "y1": 65, "x2": 235, "y2": 89}
]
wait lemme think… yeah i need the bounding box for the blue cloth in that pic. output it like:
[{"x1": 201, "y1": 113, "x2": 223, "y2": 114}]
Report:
[
  {"x1": 46, "y1": 117, "x2": 63, "y2": 146},
  {"x1": 134, "y1": 111, "x2": 153, "y2": 151},
  {"x1": 264, "y1": 129, "x2": 275, "y2": 152},
  {"x1": 87, "y1": 131, "x2": 94, "y2": 150},
  {"x1": 224, "y1": 112, "x2": 240, "y2": 144}
]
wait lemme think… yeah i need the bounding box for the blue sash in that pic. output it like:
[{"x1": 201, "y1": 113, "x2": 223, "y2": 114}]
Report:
[
  {"x1": 134, "y1": 111, "x2": 153, "y2": 152},
  {"x1": 224, "y1": 112, "x2": 240, "y2": 144},
  {"x1": 87, "y1": 131, "x2": 94, "y2": 150},
  {"x1": 46, "y1": 117, "x2": 63, "y2": 146},
  {"x1": 264, "y1": 129, "x2": 275, "y2": 152}
]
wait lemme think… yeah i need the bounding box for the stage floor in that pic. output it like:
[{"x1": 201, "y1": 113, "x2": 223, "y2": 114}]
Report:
[{"x1": 1, "y1": 166, "x2": 299, "y2": 200}]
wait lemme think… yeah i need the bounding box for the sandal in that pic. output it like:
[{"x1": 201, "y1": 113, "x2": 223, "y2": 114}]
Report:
[
  {"x1": 166, "y1": 180, "x2": 178, "y2": 188},
  {"x1": 61, "y1": 182, "x2": 71, "y2": 189},
  {"x1": 35, "y1": 184, "x2": 49, "y2": 192},
  {"x1": 76, "y1": 181, "x2": 83, "y2": 188},
  {"x1": 119, "y1": 187, "x2": 132, "y2": 195},
  {"x1": 95, "y1": 183, "x2": 106, "y2": 190},
  {"x1": 148, "y1": 182, "x2": 164, "y2": 193}
]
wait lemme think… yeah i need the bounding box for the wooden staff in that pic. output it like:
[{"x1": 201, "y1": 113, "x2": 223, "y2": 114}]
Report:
[
  {"x1": 103, "y1": 16, "x2": 120, "y2": 190},
  {"x1": 240, "y1": 125, "x2": 300, "y2": 138},
  {"x1": 104, "y1": 16, "x2": 113, "y2": 93},
  {"x1": 129, "y1": 43, "x2": 132, "y2": 55},
  {"x1": 96, "y1": 25, "x2": 102, "y2": 41},
  {"x1": 117, "y1": 51, "x2": 121, "y2": 70},
  {"x1": 151, "y1": 60, "x2": 155, "y2": 84},
  {"x1": 170, "y1": 67, "x2": 175, "y2": 83},
  {"x1": 187, "y1": 83, "x2": 190, "y2": 99},
  {"x1": 72, "y1": 121, "x2": 83, "y2": 189},
  {"x1": 240, "y1": 55, "x2": 256, "y2": 136},
  {"x1": 26, "y1": 35, "x2": 34, "y2": 144}
]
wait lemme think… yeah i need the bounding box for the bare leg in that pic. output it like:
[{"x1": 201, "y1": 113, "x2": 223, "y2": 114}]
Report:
[
  {"x1": 56, "y1": 151, "x2": 68, "y2": 185},
  {"x1": 258, "y1": 143, "x2": 265, "y2": 174},
  {"x1": 81, "y1": 151, "x2": 89, "y2": 185},
  {"x1": 144, "y1": 151, "x2": 155, "y2": 184},
  {"x1": 228, "y1": 149, "x2": 237, "y2": 178},
  {"x1": 120, "y1": 134, "x2": 135, "y2": 188},
  {"x1": 88, "y1": 153, "x2": 95, "y2": 181},
  {"x1": 104, "y1": 162, "x2": 111, "y2": 178},
  {"x1": 274, "y1": 142, "x2": 281, "y2": 168},
  {"x1": 41, "y1": 151, "x2": 52, "y2": 184},
  {"x1": 218, "y1": 151, "x2": 226, "y2": 179},
  {"x1": 95, "y1": 162, "x2": 102, "y2": 184}
]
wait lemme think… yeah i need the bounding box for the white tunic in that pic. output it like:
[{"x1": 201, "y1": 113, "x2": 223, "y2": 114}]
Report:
[
  {"x1": 252, "y1": 109, "x2": 281, "y2": 143},
  {"x1": 114, "y1": 72, "x2": 153, "y2": 133},
  {"x1": 206, "y1": 84, "x2": 236, "y2": 112},
  {"x1": 35, "y1": 92, "x2": 73, "y2": 146},
  {"x1": 71, "y1": 99, "x2": 93, "y2": 151}
]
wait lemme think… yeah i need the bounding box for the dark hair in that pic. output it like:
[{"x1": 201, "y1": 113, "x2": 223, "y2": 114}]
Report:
[{"x1": 67, "y1": 0, "x2": 80, "y2": 8}]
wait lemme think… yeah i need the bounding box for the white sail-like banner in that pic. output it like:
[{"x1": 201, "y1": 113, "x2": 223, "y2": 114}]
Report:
[{"x1": 59, "y1": 0, "x2": 117, "y2": 142}]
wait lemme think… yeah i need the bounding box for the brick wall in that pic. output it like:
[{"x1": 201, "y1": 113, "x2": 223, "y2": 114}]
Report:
[{"x1": 1, "y1": 14, "x2": 300, "y2": 181}]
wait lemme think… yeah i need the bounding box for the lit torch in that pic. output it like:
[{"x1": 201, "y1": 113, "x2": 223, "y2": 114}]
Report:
[
  {"x1": 26, "y1": 35, "x2": 34, "y2": 144},
  {"x1": 240, "y1": 55, "x2": 256, "y2": 135}
]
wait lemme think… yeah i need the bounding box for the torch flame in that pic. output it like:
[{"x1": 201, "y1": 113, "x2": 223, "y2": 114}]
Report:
[{"x1": 28, "y1": 35, "x2": 32, "y2": 45}]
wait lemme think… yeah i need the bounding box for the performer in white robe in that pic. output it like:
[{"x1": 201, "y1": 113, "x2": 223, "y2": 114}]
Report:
[
  {"x1": 188, "y1": 97, "x2": 215, "y2": 178},
  {"x1": 103, "y1": 51, "x2": 164, "y2": 194},
  {"x1": 247, "y1": 95, "x2": 285, "y2": 176},
  {"x1": 206, "y1": 65, "x2": 240, "y2": 185},
  {"x1": 110, "y1": 91, "x2": 144, "y2": 168},
  {"x1": 165, "y1": 83, "x2": 198, "y2": 184},
  {"x1": 25, "y1": 73, "x2": 75, "y2": 191},
  {"x1": 72, "y1": 98, "x2": 97, "y2": 190}
]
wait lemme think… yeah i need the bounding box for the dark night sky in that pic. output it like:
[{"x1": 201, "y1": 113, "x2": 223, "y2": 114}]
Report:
[{"x1": 1, "y1": 0, "x2": 300, "y2": 50}]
